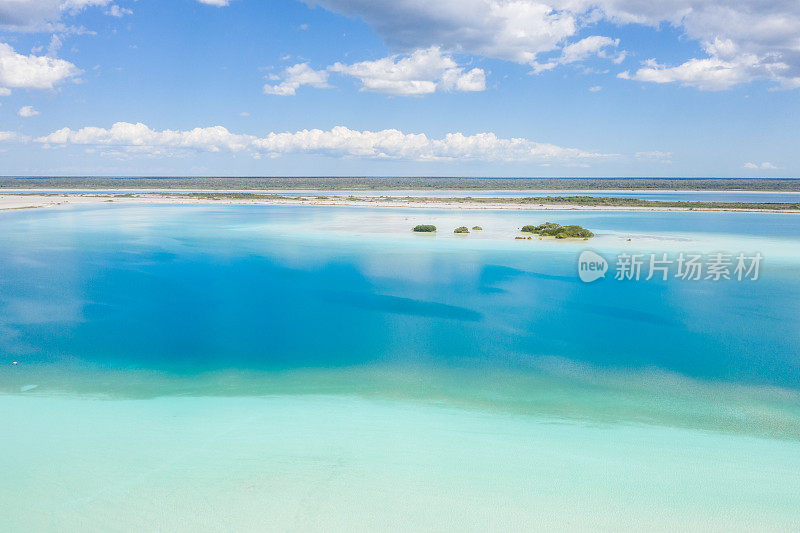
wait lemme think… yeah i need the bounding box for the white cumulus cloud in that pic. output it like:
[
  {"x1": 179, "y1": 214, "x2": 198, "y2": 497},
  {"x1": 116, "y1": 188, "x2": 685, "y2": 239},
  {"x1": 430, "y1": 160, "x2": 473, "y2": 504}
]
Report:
[
  {"x1": 264, "y1": 63, "x2": 330, "y2": 95},
  {"x1": 304, "y1": 0, "x2": 577, "y2": 64},
  {"x1": 0, "y1": 0, "x2": 114, "y2": 31},
  {"x1": 267, "y1": 48, "x2": 485, "y2": 97},
  {"x1": 329, "y1": 47, "x2": 485, "y2": 95},
  {"x1": 532, "y1": 35, "x2": 625, "y2": 73},
  {"x1": 618, "y1": 39, "x2": 765, "y2": 91},
  {"x1": 104, "y1": 4, "x2": 131, "y2": 17},
  {"x1": 0, "y1": 42, "x2": 81, "y2": 89},
  {"x1": 304, "y1": 0, "x2": 800, "y2": 89},
  {"x1": 35, "y1": 121, "x2": 612, "y2": 163},
  {"x1": 18, "y1": 105, "x2": 40, "y2": 117},
  {"x1": 744, "y1": 161, "x2": 779, "y2": 170}
]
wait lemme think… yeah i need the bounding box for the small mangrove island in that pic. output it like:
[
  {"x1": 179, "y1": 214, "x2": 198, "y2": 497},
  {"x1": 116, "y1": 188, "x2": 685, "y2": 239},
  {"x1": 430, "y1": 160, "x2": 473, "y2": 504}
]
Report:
[
  {"x1": 412, "y1": 224, "x2": 437, "y2": 232},
  {"x1": 521, "y1": 222, "x2": 594, "y2": 239},
  {"x1": 454, "y1": 226, "x2": 470, "y2": 234}
]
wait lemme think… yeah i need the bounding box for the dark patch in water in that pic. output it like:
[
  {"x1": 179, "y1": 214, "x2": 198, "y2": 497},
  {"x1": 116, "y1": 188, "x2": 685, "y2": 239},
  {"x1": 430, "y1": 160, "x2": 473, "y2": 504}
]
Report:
[
  {"x1": 479, "y1": 286, "x2": 506, "y2": 295},
  {"x1": 527, "y1": 271, "x2": 579, "y2": 283},
  {"x1": 320, "y1": 291, "x2": 482, "y2": 322},
  {"x1": 577, "y1": 303, "x2": 676, "y2": 327},
  {"x1": 480, "y1": 264, "x2": 578, "y2": 291},
  {"x1": 479, "y1": 265, "x2": 524, "y2": 285}
]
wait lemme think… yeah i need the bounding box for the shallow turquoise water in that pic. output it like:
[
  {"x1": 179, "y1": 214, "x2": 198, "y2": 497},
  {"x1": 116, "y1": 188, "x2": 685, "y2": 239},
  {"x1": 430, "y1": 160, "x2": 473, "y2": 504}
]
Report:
[
  {"x1": 1, "y1": 204, "x2": 800, "y2": 530},
  {"x1": 3, "y1": 394, "x2": 799, "y2": 531}
]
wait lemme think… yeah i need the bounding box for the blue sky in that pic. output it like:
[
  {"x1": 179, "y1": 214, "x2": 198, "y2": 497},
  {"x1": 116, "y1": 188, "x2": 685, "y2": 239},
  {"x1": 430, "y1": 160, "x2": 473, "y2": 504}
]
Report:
[{"x1": 0, "y1": 0, "x2": 798, "y2": 177}]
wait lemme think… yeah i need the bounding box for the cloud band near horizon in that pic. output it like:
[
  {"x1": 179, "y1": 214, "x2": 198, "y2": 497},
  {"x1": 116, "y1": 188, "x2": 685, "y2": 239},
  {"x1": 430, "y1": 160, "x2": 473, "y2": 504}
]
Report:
[{"x1": 34, "y1": 122, "x2": 615, "y2": 163}]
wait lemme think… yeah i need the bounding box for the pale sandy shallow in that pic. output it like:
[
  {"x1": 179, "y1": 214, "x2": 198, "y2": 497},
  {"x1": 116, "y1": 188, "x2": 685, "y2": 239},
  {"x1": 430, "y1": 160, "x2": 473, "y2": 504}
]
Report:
[
  {"x1": 2, "y1": 193, "x2": 799, "y2": 213},
  {"x1": 2, "y1": 393, "x2": 799, "y2": 532}
]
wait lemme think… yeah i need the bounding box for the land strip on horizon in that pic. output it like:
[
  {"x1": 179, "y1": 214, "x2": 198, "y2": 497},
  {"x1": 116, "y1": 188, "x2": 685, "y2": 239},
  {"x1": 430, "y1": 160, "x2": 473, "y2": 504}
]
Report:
[
  {"x1": 2, "y1": 177, "x2": 800, "y2": 192},
  {"x1": 2, "y1": 192, "x2": 799, "y2": 213}
]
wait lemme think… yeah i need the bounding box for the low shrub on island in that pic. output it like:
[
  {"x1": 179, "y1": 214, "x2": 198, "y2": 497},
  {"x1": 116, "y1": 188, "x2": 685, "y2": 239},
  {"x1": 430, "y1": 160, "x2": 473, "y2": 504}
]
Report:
[
  {"x1": 412, "y1": 224, "x2": 437, "y2": 232},
  {"x1": 454, "y1": 226, "x2": 470, "y2": 234},
  {"x1": 472, "y1": 226, "x2": 482, "y2": 230},
  {"x1": 521, "y1": 222, "x2": 594, "y2": 239}
]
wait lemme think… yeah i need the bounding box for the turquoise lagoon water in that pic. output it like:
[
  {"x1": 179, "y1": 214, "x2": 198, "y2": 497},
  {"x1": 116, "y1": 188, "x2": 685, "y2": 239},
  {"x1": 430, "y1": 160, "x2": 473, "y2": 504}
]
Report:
[{"x1": 2, "y1": 204, "x2": 800, "y2": 531}]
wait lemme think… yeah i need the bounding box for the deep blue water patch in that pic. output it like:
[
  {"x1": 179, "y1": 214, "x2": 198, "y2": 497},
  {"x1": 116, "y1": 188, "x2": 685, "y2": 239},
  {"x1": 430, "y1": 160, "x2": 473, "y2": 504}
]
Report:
[{"x1": 1, "y1": 204, "x2": 799, "y2": 386}]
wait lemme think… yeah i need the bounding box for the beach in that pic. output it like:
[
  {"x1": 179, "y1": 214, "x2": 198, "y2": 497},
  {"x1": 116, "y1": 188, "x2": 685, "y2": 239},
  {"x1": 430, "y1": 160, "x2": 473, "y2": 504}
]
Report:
[{"x1": 2, "y1": 192, "x2": 800, "y2": 213}]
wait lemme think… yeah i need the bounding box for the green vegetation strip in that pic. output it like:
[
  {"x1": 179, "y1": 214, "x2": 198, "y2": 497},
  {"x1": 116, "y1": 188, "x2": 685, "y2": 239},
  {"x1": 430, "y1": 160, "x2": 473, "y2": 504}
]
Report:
[
  {"x1": 163, "y1": 192, "x2": 800, "y2": 211},
  {"x1": 412, "y1": 225, "x2": 437, "y2": 232},
  {"x1": 522, "y1": 222, "x2": 593, "y2": 239},
  {"x1": 7, "y1": 192, "x2": 800, "y2": 211}
]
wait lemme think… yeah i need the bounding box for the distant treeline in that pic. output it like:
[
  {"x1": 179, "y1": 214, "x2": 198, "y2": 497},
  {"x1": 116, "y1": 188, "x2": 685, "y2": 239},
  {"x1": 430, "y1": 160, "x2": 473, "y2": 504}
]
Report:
[
  {"x1": 483, "y1": 195, "x2": 800, "y2": 209},
  {"x1": 2, "y1": 177, "x2": 800, "y2": 191}
]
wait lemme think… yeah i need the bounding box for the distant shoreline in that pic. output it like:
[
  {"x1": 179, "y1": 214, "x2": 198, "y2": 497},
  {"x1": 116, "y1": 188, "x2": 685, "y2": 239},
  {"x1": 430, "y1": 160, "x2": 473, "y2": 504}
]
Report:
[
  {"x1": 2, "y1": 192, "x2": 799, "y2": 213},
  {"x1": 1, "y1": 177, "x2": 800, "y2": 192},
  {"x1": 1, "y1": 188, "x2": 799, "y2": 195}
]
